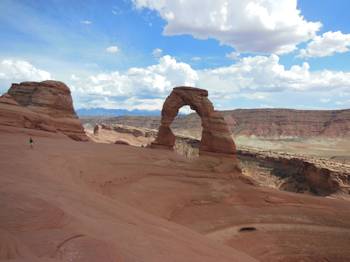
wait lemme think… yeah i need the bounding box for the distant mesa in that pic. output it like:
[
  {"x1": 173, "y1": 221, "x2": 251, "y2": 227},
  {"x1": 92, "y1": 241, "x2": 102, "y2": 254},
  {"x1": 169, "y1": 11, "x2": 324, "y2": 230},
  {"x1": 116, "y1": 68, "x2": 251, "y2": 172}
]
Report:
[
  {"x1": 0, "y1": 80, "x2": 88, "y2": 141},
  {"x1": 152, "y1": 86, "x2": 236, "y2": 156},
  {"x1": 224, "y1": 108, "x2": 350, "y2": 138}
]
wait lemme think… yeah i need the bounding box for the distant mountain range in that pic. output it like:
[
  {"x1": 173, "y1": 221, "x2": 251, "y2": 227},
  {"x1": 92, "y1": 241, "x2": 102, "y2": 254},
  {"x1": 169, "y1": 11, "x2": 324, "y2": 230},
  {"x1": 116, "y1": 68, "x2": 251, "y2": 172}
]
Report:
[{"x1": 76, "y1": 108, "x2": 161, "y2": 117}]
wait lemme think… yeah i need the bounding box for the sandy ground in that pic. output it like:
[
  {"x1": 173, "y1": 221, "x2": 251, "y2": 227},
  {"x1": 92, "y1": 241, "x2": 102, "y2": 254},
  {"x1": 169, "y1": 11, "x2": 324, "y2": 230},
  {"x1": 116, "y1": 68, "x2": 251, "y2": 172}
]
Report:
[
  {"x1": 235, "y1": 136, "x2": 350, "y2": 163},
  {"x1": 1, "y1": 126, "x2": 350, "y2": 261}
]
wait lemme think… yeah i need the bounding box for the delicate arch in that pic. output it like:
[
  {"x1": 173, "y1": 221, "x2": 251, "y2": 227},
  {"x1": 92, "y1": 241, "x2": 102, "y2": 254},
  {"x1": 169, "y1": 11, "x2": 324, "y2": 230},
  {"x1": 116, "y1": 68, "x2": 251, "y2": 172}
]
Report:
[{"x1": 152, "y1": 86, "x2": 236, "y2": 156}]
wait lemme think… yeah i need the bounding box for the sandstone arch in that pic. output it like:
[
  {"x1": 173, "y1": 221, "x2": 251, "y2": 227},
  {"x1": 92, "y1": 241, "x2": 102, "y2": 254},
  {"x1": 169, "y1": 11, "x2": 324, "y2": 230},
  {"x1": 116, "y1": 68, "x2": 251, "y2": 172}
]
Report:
[{"x1": 152, "y1": 87, "x2": 236, "y2": 156}]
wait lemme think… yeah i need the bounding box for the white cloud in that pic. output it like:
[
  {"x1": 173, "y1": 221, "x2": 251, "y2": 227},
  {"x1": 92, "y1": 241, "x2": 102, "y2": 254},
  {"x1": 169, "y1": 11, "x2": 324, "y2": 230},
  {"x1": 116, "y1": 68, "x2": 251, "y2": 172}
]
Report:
[
  {"x1": 80, "y1": 20, "x2": 92, "y2": 25},
  {"x1": 106, "y1": 46, "x2": 120, "y2": 54},
  {"x1": 71, "y1": 55, "x2": 198, "y2": 109},
  {"x1": 70, "y1": 54, "x2": 350, "y2": 110},
  {"x1": 70, "y1": 74, "x2": 80, "y2": 81},
  {"x1": 240, "y1": 93, "x2": 268, "y2": 100},
  {"x1": 133, "y1": 0, "x2": 321, "y2": 54},
  {"x1": 299, "y1": 31, "x2": 350, "y2": 58},
  {"x1": 179, "y1": 105, "x2": 195, "y2": 114},
  {"x1": 152, "y1": 48, "x2": 163, "y2": 58},
  {"x1": 0, "y1": 59, "x2": 52, "y2": 92},
  {"x1": 85, "y1": 96, "x2": 165, "y2": 111},
  {"x1": 198, "y1": 54, "x2": 350, "y2": 94},
  {"x1": 226, "y1": 51, "x2": 240, "y2": 60}
]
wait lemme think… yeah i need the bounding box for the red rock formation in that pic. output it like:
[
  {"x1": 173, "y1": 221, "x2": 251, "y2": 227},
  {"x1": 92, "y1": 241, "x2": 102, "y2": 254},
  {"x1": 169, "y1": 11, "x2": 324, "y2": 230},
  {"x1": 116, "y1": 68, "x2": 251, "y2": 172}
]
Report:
[
  {"x1": 224, "y1": 109, "x2": 350, "y2": 137},
  {"x1": 0, "y1": 81, "x2": 88, "y2": 141},
  {"x1": 237, "y1": 147, "x2": 350, "y2": 196},
  {"x1": 152, "y1": 87, "x2": 236, "y2": 156},
  {"x1": 8, "y1": 81, "x2": 75, "y2": 117}
]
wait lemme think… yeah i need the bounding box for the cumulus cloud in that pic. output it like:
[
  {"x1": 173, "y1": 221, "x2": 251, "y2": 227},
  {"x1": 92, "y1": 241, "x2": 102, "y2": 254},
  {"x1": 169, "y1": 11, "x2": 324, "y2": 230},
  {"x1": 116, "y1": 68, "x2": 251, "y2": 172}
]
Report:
[
  {"x1": 198, "y1": 54, "x2": 350, "y2": 94},
  {"x1": 71, "y1": 55, "x2": 198, "y2": 109},
  {"x1": 133, "y1": 0, "x2": 321, "y2": 54},
  {"x1": 2, "y1": 57, "x2": 348, "y2": 110},
  {"x1": 0, "y1": 59, "x2": 51, "y2": 92},
  {"x1": 299, "y1": 31, "x2": 350, "y2": 58},
  {"x1": 152, "y1": 48, "x2": 163, "y2": 58},
  {"x1": 70, "y1": 54, "x2": 350, "y2": 110},
  {"x1": 106, "y1": 46, "x2": 119, "y2": 54}
]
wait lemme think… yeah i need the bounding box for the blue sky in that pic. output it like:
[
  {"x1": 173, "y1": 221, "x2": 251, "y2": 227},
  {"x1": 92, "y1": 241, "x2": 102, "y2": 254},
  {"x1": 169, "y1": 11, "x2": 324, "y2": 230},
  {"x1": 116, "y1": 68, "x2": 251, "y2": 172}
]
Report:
[{"x1": 0, "y1": 0, "x2": 350, "y2": 111}]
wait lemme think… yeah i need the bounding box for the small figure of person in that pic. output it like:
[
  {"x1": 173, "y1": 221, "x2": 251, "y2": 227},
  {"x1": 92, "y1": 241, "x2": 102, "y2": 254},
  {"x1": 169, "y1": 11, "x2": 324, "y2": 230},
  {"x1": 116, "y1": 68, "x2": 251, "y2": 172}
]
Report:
[{"x1": 29, "y1": 137, "x2": 33, "y2": 149}]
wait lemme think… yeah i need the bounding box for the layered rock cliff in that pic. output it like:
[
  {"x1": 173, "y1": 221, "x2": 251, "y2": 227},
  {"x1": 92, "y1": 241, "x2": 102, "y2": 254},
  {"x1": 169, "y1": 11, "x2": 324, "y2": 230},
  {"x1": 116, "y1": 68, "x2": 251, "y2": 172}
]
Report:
[
  {"x1": 81, "y1": 108, "x2": 350, "y2": 139},
  {"x1": 0, "y1": 80, "x2": 88, "y2": 141},
  {"x1": 224, "y1": 109, "x2": 350, "y2": 137}
]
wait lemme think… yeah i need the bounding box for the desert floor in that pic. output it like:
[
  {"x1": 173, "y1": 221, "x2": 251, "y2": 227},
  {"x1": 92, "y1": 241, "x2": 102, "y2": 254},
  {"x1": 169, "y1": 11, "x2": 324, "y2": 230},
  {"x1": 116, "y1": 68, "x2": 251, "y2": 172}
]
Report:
[{"x1": 235, "y1": 136, "x2": 350, "y2": 163}]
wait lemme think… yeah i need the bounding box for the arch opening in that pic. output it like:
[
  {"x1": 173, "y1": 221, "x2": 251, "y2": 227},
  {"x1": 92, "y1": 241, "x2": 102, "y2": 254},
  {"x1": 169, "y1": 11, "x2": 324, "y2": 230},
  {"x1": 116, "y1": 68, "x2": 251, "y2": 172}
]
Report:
[
  {"x1": 170, "y1": 105, "x2": 201, "y2": 158},
  {"x1": 170, "y1": 105, "x2": 202, "y2": 138}
]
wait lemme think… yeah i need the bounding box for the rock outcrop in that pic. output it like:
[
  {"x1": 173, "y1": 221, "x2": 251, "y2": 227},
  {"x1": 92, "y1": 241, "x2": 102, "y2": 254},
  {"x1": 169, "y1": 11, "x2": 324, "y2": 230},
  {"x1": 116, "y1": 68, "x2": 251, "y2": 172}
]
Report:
[
  {"x1": 237, "y1": 147, "x2": 350, "y2": 197},
  {"x1": 0, "y1": 81, "x2": 87, "y2": 141},
  {"x1": 87, "y1": 124, "x2": 156, "y2": 146},
  {"x1": 152, "y1": 87, "x2": 236, "y2": 156}
]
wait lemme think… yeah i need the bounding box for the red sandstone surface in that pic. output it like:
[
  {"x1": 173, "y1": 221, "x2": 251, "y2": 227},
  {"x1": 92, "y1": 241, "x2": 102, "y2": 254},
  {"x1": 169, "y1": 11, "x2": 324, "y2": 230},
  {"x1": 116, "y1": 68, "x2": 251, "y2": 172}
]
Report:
[
  {"x1": 0, "y1": 81, "x2": 87, "y2": 141},
  {"x1": 0, "y1": 127, "x2": 256, "y2": 262},
  {"x1": 1, "y1": 127, "x2": 350, "y2": 261},
  {"x1": 1, "y1": 84, "x2": 350, "y2": 261}
]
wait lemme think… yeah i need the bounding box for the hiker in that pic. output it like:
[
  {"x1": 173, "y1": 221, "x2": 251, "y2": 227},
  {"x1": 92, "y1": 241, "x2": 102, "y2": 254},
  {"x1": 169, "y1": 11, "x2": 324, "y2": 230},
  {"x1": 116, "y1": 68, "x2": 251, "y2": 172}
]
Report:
[{"x1": 29, "y1": 137, "x2": 33, "y2": 149}]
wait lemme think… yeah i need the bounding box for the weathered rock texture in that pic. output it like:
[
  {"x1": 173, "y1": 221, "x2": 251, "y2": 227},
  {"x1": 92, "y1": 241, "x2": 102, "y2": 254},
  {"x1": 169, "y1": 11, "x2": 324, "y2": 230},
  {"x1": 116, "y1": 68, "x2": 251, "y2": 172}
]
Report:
[
  {"x1": 0, "y1": 81, "x2": 87, "y2": 141},
  {"x1": 152, "y1": 87, "x2": 236, "y2": 155},
  {"x1": 237, "y1": 147, "x2": 350, "y2": 198}
]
